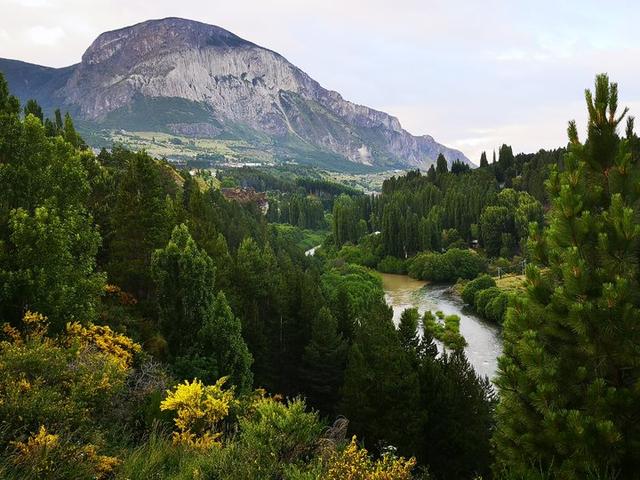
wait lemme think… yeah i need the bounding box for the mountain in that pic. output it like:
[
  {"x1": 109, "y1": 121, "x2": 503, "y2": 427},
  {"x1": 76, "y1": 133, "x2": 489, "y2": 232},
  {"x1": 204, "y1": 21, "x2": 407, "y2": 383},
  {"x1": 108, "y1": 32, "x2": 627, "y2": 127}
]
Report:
[{"x1": 0, "y1": 17, "x2": 470, "y2": 171}]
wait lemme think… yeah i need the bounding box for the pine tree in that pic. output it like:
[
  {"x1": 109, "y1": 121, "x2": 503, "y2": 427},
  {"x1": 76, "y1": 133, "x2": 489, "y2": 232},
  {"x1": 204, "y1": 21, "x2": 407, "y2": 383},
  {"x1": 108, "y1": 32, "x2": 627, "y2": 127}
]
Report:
[
  {"x1": 436, "y1": 153, "x2": 448, "y2": 175},
  {"x1": 198, "y1": 291, "x2": 253, "y2": 392},
  {"x1": 151, "y1": 224, "x2": 216, "y2": 356},
  {"x1": 494, "y1": 74, "x2": 640, "y2": 478},
  {"x1": 108, "y1": 151, "x2": 173, "y2": 298},
  {"x1": 418, "y1": 351, "x2": 496, "y2": 480},
  {"x1": 63, "y1": 112, "x2": 82, "y2": 148},
  {"x1": 299, "y1": 307, "x2": 347, "y2": 414},
  {"x1": 341, "y1": 302, "x2": 421, "y2": 455},
  {"x1": 398, "y1": 307, "x2": 421, "y2": 352},
  {"x1": 426, "y1": 164, "x2": 437, "y2": 182},
  {"x1": 54, "y1": 108, "x2": 63, "y2": 131},
  {"x1": 23, "y1": 99, "x2": 43, "y2": 122},
  {"x1": 480, "y1": 151, "x2": 489, "y2": 168},
  {"x1": 0, "y1": 72, "x2": 19, "y2": 115}
]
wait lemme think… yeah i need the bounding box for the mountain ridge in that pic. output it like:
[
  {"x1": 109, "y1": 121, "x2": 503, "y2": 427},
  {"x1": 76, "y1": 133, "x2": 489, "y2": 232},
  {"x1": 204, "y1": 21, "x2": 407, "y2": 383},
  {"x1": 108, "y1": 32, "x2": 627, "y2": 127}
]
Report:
[{"x1": 0, "y1": 17, "x2": 470, "y2": 170}]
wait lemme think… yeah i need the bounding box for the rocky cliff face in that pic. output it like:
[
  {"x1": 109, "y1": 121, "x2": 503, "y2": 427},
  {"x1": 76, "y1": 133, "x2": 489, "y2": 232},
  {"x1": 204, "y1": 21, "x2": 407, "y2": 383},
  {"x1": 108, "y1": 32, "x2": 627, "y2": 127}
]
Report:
[{"x1": 0, "y1": 17, "x2": 470, "y2": 169}]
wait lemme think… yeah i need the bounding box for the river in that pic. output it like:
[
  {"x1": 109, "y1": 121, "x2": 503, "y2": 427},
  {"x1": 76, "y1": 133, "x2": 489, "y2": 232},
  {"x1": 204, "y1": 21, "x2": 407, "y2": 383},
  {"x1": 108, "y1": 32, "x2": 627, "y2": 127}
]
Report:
[{"x1": 380, "y1": 273, "x2": 503, "y2": 380}]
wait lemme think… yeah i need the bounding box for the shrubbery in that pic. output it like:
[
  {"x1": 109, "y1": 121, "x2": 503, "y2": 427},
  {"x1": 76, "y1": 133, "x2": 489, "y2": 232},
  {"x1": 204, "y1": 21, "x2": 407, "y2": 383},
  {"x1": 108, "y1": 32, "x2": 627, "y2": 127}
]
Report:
[
  {"x1": 422, "y1": 310, "x2": 467, "y2": 351},
  {"x1": 336, "y1": 244, "x2": 378, "y2": 268},
  {"x1": 377, "y1": 255, "x2": 407, "y2": 274},
  {"x1": 0, "y1": 311, "x2": 140, "y2": 479},
  {"x1": 460, "y1": 275, "x2": 512, "y2": 325},
  {"x1": 408, "y1": 248, "x2": 486, "y2": 282},
  {"x1": 461, "y1": 274, "x2": 496, "y2": 305}
]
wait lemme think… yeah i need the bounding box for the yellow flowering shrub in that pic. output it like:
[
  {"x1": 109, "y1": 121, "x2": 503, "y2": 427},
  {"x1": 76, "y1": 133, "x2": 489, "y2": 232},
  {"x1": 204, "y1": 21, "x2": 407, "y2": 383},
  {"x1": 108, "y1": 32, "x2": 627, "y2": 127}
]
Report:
[
  {"x1": 0, "y1": 311, "x2": 135, "y2": 478},
  {"x1": 10, "y1": 426, "x2": 120, "y2": 479},
  {"x1": 160, "y1": 377, "x2": 235, "y2": 449},
  {"x1": 2, "y1": 310, "x2": 50, "y2": 345},
  {"x1": 13, "y1": 425, "x2": 59, "y2": 455},
  {"x1": 66, "y1": 321, "x2": 141, "y2": 369},
  {"x1": 325, "y1": 436, "x2": 415, "y2": 480}
]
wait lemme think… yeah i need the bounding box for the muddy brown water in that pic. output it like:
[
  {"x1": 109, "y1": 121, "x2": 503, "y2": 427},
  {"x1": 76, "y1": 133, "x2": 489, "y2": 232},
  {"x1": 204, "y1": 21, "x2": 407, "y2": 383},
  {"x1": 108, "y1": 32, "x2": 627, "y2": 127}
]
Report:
[{"x1": 380, "y1": 273, "x2": 502, "y2": 380}]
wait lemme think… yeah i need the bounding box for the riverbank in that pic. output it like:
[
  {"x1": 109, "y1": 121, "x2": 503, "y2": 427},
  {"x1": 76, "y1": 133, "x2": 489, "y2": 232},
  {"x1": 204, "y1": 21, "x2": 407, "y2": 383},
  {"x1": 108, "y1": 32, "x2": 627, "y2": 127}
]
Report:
[{"x1": 380, "y1": 273, "x2": 502, "y2": 380}]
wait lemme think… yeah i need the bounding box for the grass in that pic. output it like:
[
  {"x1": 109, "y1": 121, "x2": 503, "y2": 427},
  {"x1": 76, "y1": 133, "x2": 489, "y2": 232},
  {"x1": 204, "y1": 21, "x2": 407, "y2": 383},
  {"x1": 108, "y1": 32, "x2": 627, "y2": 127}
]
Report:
[
  {"x1": 116, "y1": 430, "x2": 220, "y2": 480},
  {"x1": 495, "y1": 274, "x2": 526, "y2": 292}
]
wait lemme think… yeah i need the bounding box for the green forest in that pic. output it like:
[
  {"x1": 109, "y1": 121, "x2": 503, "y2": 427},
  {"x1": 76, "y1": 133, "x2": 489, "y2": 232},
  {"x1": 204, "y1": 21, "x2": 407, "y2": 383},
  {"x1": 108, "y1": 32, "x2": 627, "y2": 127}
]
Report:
[{"x1": 1, "y1": 72, "x2": 640, "y2": 480}]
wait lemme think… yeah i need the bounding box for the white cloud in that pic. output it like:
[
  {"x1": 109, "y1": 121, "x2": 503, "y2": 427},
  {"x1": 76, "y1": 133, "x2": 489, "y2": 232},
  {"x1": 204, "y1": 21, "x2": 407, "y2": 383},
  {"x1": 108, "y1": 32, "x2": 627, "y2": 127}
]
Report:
[
  {"x1": 25, "y1": 25, "x2": 65, "y2": 46},
  {"x1": 9, "y1": 0, "x2": 55, "y2": 7}
]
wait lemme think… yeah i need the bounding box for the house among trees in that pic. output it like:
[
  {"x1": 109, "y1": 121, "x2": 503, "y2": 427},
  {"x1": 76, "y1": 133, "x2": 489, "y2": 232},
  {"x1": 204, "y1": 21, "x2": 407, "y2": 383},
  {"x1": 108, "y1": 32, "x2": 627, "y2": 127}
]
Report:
[{"x1": 221, "y1": 187, "x2": 269, "y2": 214}]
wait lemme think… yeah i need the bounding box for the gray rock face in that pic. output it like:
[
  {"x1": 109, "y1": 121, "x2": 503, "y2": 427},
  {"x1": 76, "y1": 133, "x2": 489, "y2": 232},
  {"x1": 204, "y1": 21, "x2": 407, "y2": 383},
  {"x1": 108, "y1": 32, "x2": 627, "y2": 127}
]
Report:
[{"x1": 0, "y1": 17, "x2": 470, "y2": 169}]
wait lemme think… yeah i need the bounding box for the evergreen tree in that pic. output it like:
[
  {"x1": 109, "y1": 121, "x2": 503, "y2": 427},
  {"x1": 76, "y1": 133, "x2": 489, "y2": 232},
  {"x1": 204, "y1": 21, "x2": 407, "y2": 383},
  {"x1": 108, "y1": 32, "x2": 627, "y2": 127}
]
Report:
[
  {"x1": 0, "y1": 72, "x2": 19, "y2": 115},
  {"x1": 480, "y1": 151, "x2": 489, "y2": 168},
  {"x1": 108, "y1": 151, "x2": 174, "y2": 298},
  {"x1": 436, "y1": 153, "x2": 448, "y2": 175},
  {"x1": 151, "y1": 224, "x2": 216, "y2": 356},
  {"x1": 341, "y1": 302, "x2": 421, "y2": 455},
  {"x1": 63, "y1": 112, "x2": 82, "y2": 148},
  {"x1": 494, "y1": 74, "x2": 640, "y2": 478},
  {"x1": 398, "y1": 307, "x2": 421, "y2": 352},
  {"x1": 299, "y1": 307, "x2": 347, "y2": 414},
  {"x1": 54, "y1": 108, "x2": 63, "y2": 131},
  {"x1": 332, "y1": 194, "x2": 357, "y2": 246},
  {"x1": 418, "y1": 351, "x2": 496, "y2": 480},
  {"x1": 197, "y1": 291, "x2": 253, "y2": 392},
  {"x1": 426, "y1": 164, "x2": 437, "y2": 182},
  {"x1": 23, "y1": 99, "x2": 43, "y2": 122}
]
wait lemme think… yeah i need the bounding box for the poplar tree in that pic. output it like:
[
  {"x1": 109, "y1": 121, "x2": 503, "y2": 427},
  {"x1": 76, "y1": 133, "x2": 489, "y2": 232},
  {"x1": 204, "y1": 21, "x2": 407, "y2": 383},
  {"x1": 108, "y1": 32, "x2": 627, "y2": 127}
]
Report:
[
  {"x1": 494, "y1": 74, "x2": 640, "y2": 478},
  {"x1": 436, "y1": 153, "x2": 448, "y2": 175},
  {"x1": 480, "y1": 151, "x2": 489, "y2": 168},
  {"x1": 0, "y1": 72, "x2": 19, "y2": 114}
]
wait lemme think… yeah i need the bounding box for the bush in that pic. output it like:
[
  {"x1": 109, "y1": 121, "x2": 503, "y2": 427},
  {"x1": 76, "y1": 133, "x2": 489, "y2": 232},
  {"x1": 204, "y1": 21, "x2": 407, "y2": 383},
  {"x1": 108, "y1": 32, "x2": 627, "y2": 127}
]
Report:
[
  {"x1": 474, "y1": 287, "x2": 501, "y2": 315},
  {"x1": 5, "y1": 426, "x2": 120, "y2": 480},
  {"x1": 408, "y1": 248, "x2": 486, "y2": 282},
  {"x1": 484, "y1": 291, "x2": 511, "y2": 324},
  {"x1": 422, "y1": 311, "x2": 467, "y2": 351},
  {"x1": 442, "y1": 315, "x2": 467, "y2": 351},
  {"x1": 377, "y1": 255, "x2": 406, "y2": 274},
  {"x1": 160, "y1": 378, "x2": 235, "y2": 449},
  {"x1": 325, "y1": 436, "x2": 415, "y2": 479},
  {"x1": 337, "y1": 244, "x2": 378, "y2": 268},
  {"x1": 461, "y1": 274, "x2": 496, "y2": 305},
  {"x1": 0, "y1": 312, "x2": 141, "y2": 479},
  {"x1": 238, "y1": 397, "x2": 323, "y2": 468}
]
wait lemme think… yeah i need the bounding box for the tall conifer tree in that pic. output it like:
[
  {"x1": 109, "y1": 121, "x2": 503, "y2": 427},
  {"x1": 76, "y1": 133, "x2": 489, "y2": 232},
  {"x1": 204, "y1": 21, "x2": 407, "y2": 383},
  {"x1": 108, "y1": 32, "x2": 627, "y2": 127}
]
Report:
[{"x1": 494, "y1": 74, "x2": 640, "y2": 478}]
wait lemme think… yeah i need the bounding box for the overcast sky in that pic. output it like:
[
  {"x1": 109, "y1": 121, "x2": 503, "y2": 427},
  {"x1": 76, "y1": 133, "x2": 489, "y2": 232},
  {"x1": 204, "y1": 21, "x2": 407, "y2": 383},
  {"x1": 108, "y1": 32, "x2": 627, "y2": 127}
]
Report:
[{"x1": 2, "y1": 0, "x2": 639, "y2": 163}]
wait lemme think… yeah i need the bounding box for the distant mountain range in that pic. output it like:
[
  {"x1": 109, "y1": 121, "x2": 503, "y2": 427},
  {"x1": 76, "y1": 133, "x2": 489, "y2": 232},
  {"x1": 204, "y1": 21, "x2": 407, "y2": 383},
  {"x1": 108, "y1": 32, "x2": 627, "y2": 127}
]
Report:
[{"x1": 0, "y1": 17, "x2": 470, "y2": 171}]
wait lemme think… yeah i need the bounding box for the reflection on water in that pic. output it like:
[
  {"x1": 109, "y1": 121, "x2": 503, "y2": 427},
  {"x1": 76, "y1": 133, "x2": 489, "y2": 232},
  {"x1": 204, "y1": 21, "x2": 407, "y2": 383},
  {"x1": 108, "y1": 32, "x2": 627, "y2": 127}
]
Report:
[{"x1": 380, "y1": 273, "x2": 503, "y2": 380}]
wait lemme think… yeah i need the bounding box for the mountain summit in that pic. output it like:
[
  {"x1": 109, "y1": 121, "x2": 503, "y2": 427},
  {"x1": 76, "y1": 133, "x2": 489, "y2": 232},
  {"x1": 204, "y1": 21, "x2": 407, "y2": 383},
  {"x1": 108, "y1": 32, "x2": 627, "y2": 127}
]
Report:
[{"x1": 0, "y1": 17, "x2": 470, "y2": 170}]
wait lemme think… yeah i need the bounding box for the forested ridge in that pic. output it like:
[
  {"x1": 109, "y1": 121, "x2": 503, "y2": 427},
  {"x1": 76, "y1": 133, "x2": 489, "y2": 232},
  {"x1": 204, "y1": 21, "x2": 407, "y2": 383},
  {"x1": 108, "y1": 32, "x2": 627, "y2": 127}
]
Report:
[{"x1": 1, "y1": 71, "x2": 639, "y2": 480}]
